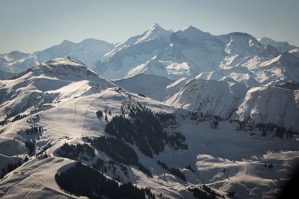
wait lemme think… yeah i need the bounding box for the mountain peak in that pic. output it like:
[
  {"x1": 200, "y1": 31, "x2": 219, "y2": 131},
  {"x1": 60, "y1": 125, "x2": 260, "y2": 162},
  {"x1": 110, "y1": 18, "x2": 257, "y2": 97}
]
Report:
[
  {"x1": 29, "y1": 57, "x2": 112, "y2": 83},
  {"x1": 185, "y1": 25, "x2": 199, "y2": 31},
  {"x1": 183, "y1": 25, "x2": 205, "y2": 33},
  {"x1": 146, "y1": 23, "x2": 169, "y2": 35},
  {"x1": 45, "y1": 57, "x2": 86, "y2": 68},
  {"x1": 60, "y1": 40, "x2": 76, "y2": 47},
  {"x1": 151, "y1": 23, "x2": 162, "y2": 29},
  {"x1": 133, "y1": 23, "x2": 171, "y2": 44},
  {"x1": 80, "y1": 38, "x2": 113, "y2": 47}
]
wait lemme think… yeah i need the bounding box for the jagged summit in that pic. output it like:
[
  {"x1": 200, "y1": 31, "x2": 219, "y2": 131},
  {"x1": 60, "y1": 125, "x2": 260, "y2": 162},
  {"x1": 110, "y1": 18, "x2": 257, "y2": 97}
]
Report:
[
  {"x1": 151, "y1": 23, "x2": 163, "y2": 29},
  {"x1": 147, "y1": 23, "x2": 168, "y2": 33},
  {"x1": 134, "y1": 23, "x2": 172, "y2": 44}
]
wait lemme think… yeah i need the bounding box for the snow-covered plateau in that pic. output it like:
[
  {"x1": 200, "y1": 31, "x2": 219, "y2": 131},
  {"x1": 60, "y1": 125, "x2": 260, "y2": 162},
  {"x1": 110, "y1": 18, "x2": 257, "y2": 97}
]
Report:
[{"x1": 0, "y1": 57, "x2": 298, "y2": 199}]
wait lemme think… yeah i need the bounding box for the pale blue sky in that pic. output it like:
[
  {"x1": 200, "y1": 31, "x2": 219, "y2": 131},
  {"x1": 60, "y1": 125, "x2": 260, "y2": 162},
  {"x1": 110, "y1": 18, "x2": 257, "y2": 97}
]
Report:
[{"x1": 0, "y1": 0, "x2": 298, "y2": 53}]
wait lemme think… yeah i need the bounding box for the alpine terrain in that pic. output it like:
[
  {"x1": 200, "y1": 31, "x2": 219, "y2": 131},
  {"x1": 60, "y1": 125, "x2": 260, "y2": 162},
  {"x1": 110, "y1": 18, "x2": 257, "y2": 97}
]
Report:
[{"x1": 0, "y1": 24, "x2": 299, "y2": 199}]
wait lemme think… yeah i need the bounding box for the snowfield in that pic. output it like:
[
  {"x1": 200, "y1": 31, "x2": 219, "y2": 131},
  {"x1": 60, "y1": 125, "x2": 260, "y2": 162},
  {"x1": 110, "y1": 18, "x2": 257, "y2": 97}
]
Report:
[{"x1": 0, "y1": 57, "x2": 298, "y2": 199}]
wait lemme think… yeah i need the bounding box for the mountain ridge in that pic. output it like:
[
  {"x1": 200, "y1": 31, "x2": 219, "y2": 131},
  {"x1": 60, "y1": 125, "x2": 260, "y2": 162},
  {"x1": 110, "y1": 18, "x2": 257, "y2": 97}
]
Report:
[
  {"x1": 0, "y1": 39, "x2": 114, "y2": 74},
  {"x1": 93, "y1": 24, "x2": 299, "y2": 87},
  {"x1": 1, "y1": 24, "x2": 298, "y2": 88}
]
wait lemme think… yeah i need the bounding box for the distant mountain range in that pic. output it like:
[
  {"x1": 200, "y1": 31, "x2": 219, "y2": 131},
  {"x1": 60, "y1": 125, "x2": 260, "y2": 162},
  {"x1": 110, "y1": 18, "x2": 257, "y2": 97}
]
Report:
[
  {"x1": 0, "y1": 39, "x2": 113, "y2": 74},
  {"x1": 1, "y1": 24, "x2": 298, "y2": 88}
]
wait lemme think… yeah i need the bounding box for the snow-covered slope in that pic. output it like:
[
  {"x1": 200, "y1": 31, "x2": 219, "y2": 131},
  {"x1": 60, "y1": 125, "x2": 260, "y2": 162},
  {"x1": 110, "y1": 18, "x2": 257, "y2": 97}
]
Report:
[
  {"x1": 0, "y1": 69, "x2": 14, "y2": 80},
  {"x1": 0, "y1": 57, "x2": 114, "y2": 119},
  {"x1": 0, "y1": 58, "x2": 298, "y2": 198},
  {"x1": 236, "y1": 86, "x2": 299, "y2": 129},
  {"x1": 0, "y1": 39, "x2": 114, "y2": 73},
  {"x1": 1, "y1": 24, "x2": 298, "y2": 87},
  {"x1": 112, "y1": 72, "x2": 299, "y2": 131},
  {"x1": 94, "y1": 24, "x2": 176, "y2": 79},
  {"x1": 113, "y1": 73, "x2": 175, "y2": 101},
  {"x1": 166, "y1": 78, "x2": 247, "y2": 118},
  {"x1": 93, "y1": 24, "x2": 299, "y2": 87},
  {"x1": 166, "y1": 77, "x2": 299, "y2": 131},
  {"x1": 259, "y1": 37, "x2": 299, "y2": 57}
]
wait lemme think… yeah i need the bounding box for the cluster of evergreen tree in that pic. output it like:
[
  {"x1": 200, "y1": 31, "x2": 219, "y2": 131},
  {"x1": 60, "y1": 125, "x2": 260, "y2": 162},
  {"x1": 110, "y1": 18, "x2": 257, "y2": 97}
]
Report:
[
  {"x1": 89, "y1": 136, "x2": 139, "y2": 166},
  {"x1": 108, "y1": 160, "x2": 129, "y2": 180},
  {"x1": 1, "y1": 156, "x2": 28, "y2": 179},
  {"x1": 92, "y1": 158, "x2": 129, "y2": 180},
  {"x1": 89, "y1": 141, "x2": 152, "y2": 178},
  {"x1": 157, "y1": 160, "x2": 186, "y2": 181},
  {"x1": 25, "y1": 141, "x2": 35, "y2": 155},
  {"x1": 168, "y1": 132, "x2": 188, "y2": 150},
  {"x1": 127, "y1": 105, "x2": 166, "y2": 157},
  {"x1": 210, "y1": 121, "x2": 219, "y2": 129},
  {"x1": 35, "y1": 143, "x2": 52, "y2": 159},
  {"x1": 190, "y1": 112, "x2": 199, "y2": 120},
  {"x1": 92, "y1": 158, "x2": 106, "y2": 172},
  {"x1": 188, "y1": 185, "x2": 224, "y2": 199},
  {"x1": 137, "y1": 93, "x2": 146, "y2": 97},
  {"x1": 0, "y1": 119, "x2": 7, "y2": 126},
  {"x1": 57, "y1": 143, "x2": 95, "y2": 161},
  {"x1": 105, "y1": 104, "x2": 187, "y2": 158},
  {"x1": 138, "y1": 163, "x2": 152, "y2": 177},
  {"x1": 236, "y1": 121, "x2": 298, "y2": 139},
  {"x1": 55, "y1": 162, "x2": 151, "y2": 199},
  {"x1": 154, "y1": 112, "x2": 176, "y2": 126},
  {"x1": 25, "y1": 125, "x2": 43, "y2": 135},
  {"x1": 237, "y1": 121, "x2": 248, "y2": 131},
  {"x1": 96, "y1": 110, "x2": 103, "y2": 119},
  {"x1": 11, "y1": 113, "x2": 28, "y2": 122},
  {"x1": 255, "y1": 123, "x2": 297, "y2": 138}
]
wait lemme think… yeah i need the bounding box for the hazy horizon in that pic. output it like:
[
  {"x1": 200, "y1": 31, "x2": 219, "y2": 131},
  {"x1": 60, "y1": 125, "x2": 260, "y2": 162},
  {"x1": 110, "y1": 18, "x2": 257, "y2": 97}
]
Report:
[{"x1": 1, "y1": 0, "x2": 299, "y2": 53}]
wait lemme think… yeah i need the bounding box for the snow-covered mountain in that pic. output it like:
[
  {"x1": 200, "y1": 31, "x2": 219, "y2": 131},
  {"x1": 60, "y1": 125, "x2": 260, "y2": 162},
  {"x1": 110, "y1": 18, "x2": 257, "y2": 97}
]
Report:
[
  {"x1": 0, "y1": 69, "x2": 14, "y2": 80},
  {"x1": 115, "y1": 73, "x2": 299, "y2": 131},
  {"x1": 93, "y1": 24, "x2": 299, "y2": 87},
  {"x1": 1, "y1": 58, "x2": 298, "y2": 199},
  {"x1": 166, "y1": 79, "x2": 247, "y2": 118},
  {"x1": 0, "y1": 23, "x2": 299, "y2": 198},
  {"x1": 1, "y1": 24, "x2": 298, "y2": 87},
  {"x1": 0, "y1": 39, "x2": 114, "y2": 73},
  {"x1": 259, "y1": 37, "x2": 299, "y2": 57},
  {"x1": 0, "y1": 57, "x2": 114, "y2": 119},
  {"x1": 166, "y1": 77, "x2": 299, "y2": 131},
  {"x1": 113, "y1": 73, "x2": 175, "y2": 101}
]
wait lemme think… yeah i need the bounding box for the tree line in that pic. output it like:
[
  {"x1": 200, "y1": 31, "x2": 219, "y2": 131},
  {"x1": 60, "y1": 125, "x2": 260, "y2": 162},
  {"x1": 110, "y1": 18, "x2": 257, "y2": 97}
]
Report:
[
  {"x1": 55, "y1": 162, "x2": 155, "y2": 199},
  {"x1": 104, "y1": 104, "x2": 187, "y2": 158}
]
